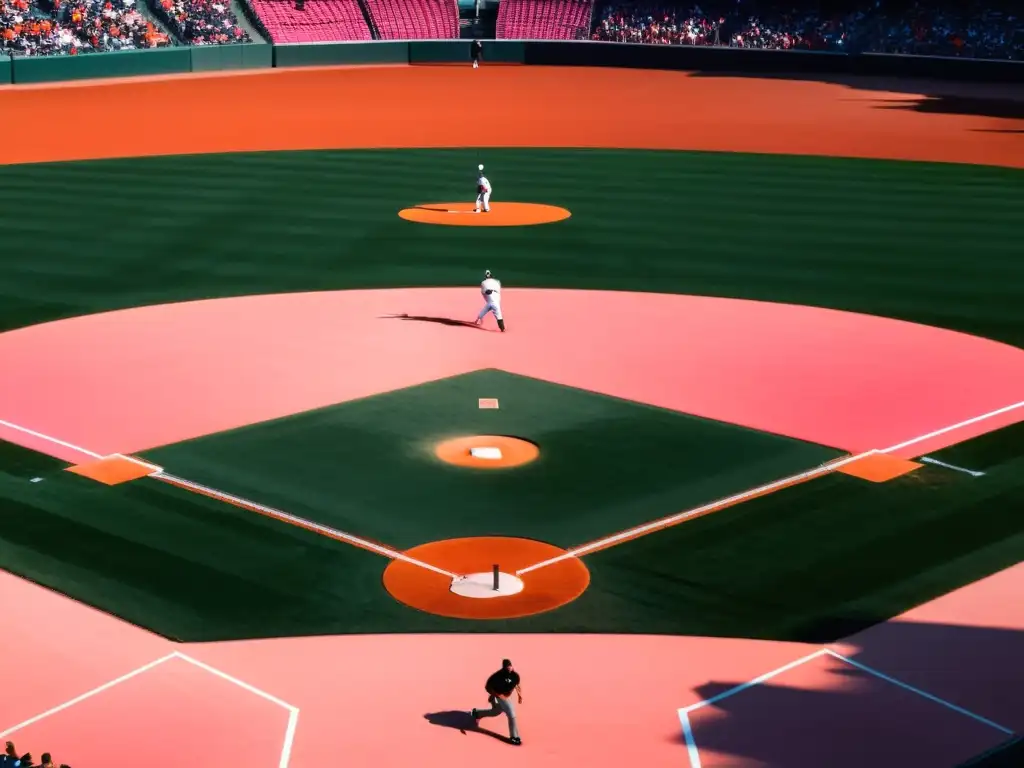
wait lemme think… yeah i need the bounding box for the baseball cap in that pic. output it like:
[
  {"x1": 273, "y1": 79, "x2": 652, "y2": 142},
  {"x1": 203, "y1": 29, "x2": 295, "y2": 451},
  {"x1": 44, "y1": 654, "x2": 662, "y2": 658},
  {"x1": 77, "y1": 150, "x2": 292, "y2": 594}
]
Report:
[{"x1": 502, "y1": 658, "x2": 512, "y2": 667}]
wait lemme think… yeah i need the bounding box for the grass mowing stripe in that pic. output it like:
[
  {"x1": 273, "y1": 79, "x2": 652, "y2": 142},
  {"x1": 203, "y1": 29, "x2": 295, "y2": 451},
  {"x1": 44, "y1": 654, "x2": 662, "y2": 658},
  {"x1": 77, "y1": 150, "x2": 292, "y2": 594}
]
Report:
[{"x1": 0, "y1": 147, "x2": 1020, "y2": 642}]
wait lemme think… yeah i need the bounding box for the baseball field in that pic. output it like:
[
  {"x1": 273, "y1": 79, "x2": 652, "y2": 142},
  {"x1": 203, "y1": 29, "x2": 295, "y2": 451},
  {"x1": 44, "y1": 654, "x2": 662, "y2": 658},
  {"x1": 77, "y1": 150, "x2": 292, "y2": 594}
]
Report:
[{"x1": 0, "y1": 65, "x2": 1022, "y2": 767}]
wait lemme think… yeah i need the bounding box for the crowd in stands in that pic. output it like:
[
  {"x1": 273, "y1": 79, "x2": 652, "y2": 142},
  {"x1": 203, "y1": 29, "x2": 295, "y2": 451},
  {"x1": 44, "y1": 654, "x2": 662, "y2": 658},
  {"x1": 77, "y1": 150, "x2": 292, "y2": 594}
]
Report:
[
  {"x1": 151, "y1": 0, "x2": 250, "y2": 44},
  {"x1": 854, "y1": 1, "x2": 1022, "y2": 59},
  {"x1": 2, "y1": 0, "x2": 68, "y2": 54},
  {"x1": 4, "y1": 0, "x2": 1023, "y2": 58},
  {"x1": 52, "y1": 0, "x2": 172, "y2": 51},
  {"x1": 594, "y1": 3, "x2": 866, "y2": 50},
  {"x1": 1, "y1": 741, "x2": 70, "y2": 768},
  {"x1": 2, "y1": 0, "x2": 169, "y2": 55},
  {"x1": 591, "y1": 1, "x2": 1024, "y2": 59}
]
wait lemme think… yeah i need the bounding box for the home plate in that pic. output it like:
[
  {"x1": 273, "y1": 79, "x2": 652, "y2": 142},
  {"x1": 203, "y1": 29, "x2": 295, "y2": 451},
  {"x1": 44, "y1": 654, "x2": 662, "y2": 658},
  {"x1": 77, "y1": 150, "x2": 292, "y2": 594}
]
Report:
[
  {"x1": 471, "y1": 446, "x2": 503, "y2": 460},
  {"x1": 451, "y1": 572, "x2": 525, "y2": 599}
]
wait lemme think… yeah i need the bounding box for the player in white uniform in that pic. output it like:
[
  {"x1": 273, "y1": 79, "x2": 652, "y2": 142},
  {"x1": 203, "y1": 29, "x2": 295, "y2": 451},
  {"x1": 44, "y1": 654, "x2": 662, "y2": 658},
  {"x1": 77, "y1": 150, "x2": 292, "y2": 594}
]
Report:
[
  {"x1": 475, "y1": 164, "x2": 492, "y2": 213},
  {"x1": 476, "y1": 270, "x2": 505, "y2": 332}
]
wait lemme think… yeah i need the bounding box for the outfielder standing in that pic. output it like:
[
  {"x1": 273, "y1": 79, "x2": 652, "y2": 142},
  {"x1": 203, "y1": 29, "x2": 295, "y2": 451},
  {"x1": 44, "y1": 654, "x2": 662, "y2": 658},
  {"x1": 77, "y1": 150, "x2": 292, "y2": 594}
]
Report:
[
  {"x1": 475, "y1": 164, "x2": 491, "y2": 213},
  {"x1": 471, "y1": 659, "x2": 523, "y2": 745},
  {"x1": 476, "y1": 269, "x2": 505, "y2": 332},
  {"x1": 471, "y1": 39, "x2": 483, "y2": 68}
]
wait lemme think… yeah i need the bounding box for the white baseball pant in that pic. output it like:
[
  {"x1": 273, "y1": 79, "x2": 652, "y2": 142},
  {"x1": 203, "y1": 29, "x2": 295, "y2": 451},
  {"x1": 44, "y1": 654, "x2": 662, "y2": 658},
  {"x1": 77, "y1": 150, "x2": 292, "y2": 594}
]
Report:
[{"x1": 477, "y1": 300, "x2": 502, "y2": 322}]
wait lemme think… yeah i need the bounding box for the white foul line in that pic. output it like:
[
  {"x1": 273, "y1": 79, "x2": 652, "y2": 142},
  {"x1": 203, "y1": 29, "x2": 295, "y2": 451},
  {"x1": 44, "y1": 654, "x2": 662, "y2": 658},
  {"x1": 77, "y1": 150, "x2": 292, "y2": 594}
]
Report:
[
  {"x1": 681, "y1": 649, "x2": 829, "y2": 716},
  {"x1": 677, "y1": 710, "x2": 703, "y2": 768},
  {"x1": 154, "y1": 471, "x2": 459, "y2": 579},
  {"x1": 111, "y1": 453, "x2": 165, "y2": 473},
  {"x1": 0, "y1": 418, "x2": 102, "y2": 460},
  {"x1": 517, "y1": 453, "x2": 867, "y2": 575},
  {"x1": 919, "y1": 456, "x2": 985, "y2": 477},
  {"x1": 878, "y1": 399, "x2": 1024, "y2": 454},
  {"x1": 3, "y1": 399, "x2": 1022, "y2": 581},
  {"x1": 822, "y1": 649, "x2": 1013, "y2": 735},
  {"x1": 0, "y1": 653, "x2": 179, "y2": 739},
  {"x1": 0, "y1": 651, "x2": 301, "y2": 768},
  {"x1": 173, "y1": 651, "x2": 300, "y2": 768},
  {"x1": 0, "y1": 415, "x2": 457, "y2": 579},
  {"x1": 517, "y1": 399, "x2": 1024, "y2": 576},
  {"x1": 0, "y1": 424, "x2": 162, "y2": 474},
  {"x1": 173, "y1": 651, "x2": 297, "y2": 711},
  {"x1": 677, "y1": 646, "x2": 1015, "y2": 768}
]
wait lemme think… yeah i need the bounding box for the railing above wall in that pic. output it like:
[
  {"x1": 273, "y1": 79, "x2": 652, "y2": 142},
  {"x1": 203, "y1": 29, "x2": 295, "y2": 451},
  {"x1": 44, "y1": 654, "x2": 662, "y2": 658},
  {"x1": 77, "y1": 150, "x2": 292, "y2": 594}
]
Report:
[{"x1": 1, "y1": 39, "x2": 1021, "y2": 86}]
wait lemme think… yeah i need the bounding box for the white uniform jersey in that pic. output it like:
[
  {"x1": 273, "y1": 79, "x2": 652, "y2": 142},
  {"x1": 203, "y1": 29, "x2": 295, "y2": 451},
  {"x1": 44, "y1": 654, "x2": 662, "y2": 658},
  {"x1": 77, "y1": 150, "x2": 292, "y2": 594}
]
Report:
[
  {"x1": 481, "y1": 277, "x2": 501, "y2": 304},
  {"x1": 477, "y1": 175, "x2": 492, "y2": 194}
]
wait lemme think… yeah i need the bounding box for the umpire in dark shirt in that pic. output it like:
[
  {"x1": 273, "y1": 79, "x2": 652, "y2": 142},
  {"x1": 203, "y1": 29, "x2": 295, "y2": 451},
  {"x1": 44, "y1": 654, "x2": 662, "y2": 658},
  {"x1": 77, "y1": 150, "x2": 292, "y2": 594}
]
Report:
[
  {"x1": 471, "y1": 658, "x2": 523, "y2": 745},
  {"x1": 471, "y1": 39, "x2": 483, "y2": 68}
]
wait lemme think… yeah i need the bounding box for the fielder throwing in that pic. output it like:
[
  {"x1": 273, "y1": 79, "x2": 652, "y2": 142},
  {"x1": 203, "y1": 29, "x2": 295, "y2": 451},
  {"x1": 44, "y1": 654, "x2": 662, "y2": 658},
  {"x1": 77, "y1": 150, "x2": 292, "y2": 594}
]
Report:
[
  {"x1": 475, "y1": 164, "x2": 491, "y2": 213},
  {"x1": 476, "y1": 269, "x2": 505, "y2": 332}
]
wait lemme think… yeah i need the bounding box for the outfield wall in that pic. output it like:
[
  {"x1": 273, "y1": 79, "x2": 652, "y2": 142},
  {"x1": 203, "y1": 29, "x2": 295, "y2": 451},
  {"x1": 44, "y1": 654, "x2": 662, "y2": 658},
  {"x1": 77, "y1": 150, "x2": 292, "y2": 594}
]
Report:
[
  {"x1": 1, "y1": 40, "x2": 1021, "y2": 85},
  {"x1": 1, "y1": 45, "x2": 273, "y2": 84}
]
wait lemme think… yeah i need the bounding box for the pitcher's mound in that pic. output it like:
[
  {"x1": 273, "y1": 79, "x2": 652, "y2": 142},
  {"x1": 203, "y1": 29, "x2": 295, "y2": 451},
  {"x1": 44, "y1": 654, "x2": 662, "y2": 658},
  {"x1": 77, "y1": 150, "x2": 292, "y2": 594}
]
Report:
[
  {"x1": 399, "y1": 202, "x2": 571, "y2": 227},
  {"x1": 435, "y1": 435, "x2": 539, "y2": 469}
]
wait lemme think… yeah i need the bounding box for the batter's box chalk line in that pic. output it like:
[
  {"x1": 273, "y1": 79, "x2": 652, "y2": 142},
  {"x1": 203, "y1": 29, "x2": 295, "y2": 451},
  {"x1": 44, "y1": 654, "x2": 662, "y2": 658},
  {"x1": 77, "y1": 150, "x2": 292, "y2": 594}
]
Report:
[
  {"x1": 676, "y1": 647, "x2": 1014, "y2": 768},
  {"x1": 0, "y1": 651, "x2": 300, "y2": 768}
]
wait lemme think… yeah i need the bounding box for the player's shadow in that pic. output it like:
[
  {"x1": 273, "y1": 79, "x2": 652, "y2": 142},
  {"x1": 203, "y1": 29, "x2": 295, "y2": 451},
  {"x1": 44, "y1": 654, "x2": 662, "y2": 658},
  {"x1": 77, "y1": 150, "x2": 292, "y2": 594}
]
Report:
[
  {"x1": 380, "y1": 313, "x2": 481, "y2": 329},
  {"x1": 424, "y1": 710, "x2": 512, "y2": 743}
]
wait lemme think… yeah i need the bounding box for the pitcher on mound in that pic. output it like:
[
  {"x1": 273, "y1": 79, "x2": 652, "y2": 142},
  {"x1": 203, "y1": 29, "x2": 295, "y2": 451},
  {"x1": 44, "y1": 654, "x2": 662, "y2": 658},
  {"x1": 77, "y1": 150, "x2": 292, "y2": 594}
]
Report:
[
  {"x1": 475, "y1": 164, "x2": 491, "y2": 213},
  {"x1": 476, "y1": 270, "x2": 505, "y2": 332}
]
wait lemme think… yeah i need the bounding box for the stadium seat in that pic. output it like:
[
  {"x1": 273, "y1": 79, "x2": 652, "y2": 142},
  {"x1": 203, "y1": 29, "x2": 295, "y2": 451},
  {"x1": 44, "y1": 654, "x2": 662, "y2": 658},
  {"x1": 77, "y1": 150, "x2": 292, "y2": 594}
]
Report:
[
  {"x1": 362, "y1": 0, "x2": 458, "y2": 40},
  {"x1": 496, "y1": 0, "x2": 593, "y2": 40},
  {"x1": 246, "y1": 0, "x2": 372, "y2": 43}
]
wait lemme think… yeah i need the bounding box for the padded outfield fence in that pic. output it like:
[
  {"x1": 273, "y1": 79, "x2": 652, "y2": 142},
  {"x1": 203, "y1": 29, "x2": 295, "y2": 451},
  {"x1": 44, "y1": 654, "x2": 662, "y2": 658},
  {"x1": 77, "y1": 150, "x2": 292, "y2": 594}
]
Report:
[{"x1": 1, "y1": 39, "x2": 1022, "y2": 85}]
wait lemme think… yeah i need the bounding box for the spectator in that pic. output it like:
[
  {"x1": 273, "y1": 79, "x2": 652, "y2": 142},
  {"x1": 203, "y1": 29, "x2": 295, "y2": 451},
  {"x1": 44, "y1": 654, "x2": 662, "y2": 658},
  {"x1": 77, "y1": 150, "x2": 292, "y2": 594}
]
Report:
[
  {"x1": 1, "y1": 741, "x2": 29, "y2": 767},
  {"x1": 592, "y1": 3, "x2": 840, "y2": 49},
  {"x1": 0, "y1": 742, "x2": 71, "y2": 768},
  {"x1": 55, "y1": 0, "x2": 171, "y2": 53},
  {"x1": 153, "y1": 0, "x2": 250, "y2": 45},
  {"x1": 590, "y1": 1, "x2": 1023, "y2": 58},
  {"x1": 857, "y1": 1, "x2": 1022, "y2": 59},
  {"x1": 2, "y1": 0, "x2": 168, "y2": 55}
]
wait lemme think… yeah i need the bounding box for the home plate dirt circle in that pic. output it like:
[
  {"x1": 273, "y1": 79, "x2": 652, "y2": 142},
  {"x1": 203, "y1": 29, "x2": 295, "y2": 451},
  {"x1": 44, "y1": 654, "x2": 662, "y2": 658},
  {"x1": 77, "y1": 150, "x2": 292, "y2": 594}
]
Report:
[
  {"x1": 434, "y1": 435, "x2": 540, "y2": 469},
  {"x1": 398, "y1": 201, "x2": 571, "y2": 226},
  {"x1": 383, "y1": 536, "x2": 590, "y2": 619}
]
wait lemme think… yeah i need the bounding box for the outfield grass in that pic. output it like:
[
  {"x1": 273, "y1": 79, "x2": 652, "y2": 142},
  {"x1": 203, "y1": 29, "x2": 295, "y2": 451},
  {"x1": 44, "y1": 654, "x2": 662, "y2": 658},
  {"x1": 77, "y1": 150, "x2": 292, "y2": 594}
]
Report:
[
  {"x1": 0, "y1": 149, "x2": 1021, "y2": 347},
  {"x1": 0, "y1": 148, "x2": 1021, "y2": 642}
]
